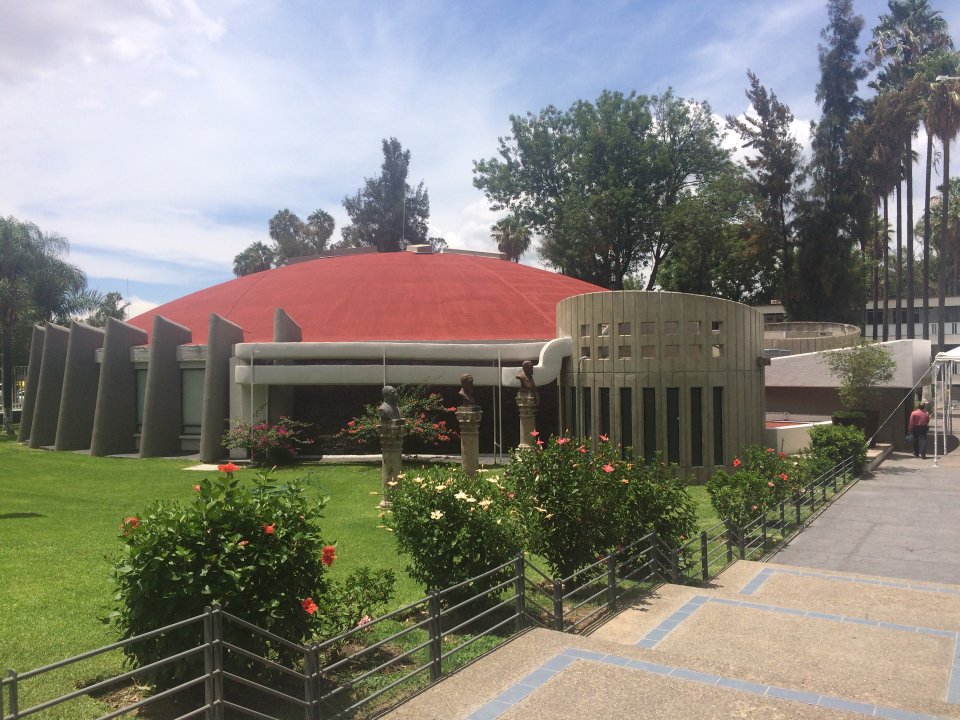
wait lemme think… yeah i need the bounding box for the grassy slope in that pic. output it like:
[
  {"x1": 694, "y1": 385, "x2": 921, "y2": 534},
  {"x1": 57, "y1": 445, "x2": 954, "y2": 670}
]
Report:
[{"x1": 0, "y1": 436, "x2": 717, "y2": 716}]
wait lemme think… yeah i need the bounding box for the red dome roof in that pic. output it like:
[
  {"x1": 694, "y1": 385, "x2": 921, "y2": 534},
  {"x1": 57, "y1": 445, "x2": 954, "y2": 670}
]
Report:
[{"x1": 128, "y1": 252, "x2": 606, "y2": 344}]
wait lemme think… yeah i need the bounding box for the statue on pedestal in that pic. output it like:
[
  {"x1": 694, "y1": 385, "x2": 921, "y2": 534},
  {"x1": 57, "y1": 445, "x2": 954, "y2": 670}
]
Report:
[
  {"x1": 378, "y1": 385, "x2": 402, "y2": 424},
  {"x1": 516, "y1": 360, "x2": 537, "y2": 391},
  {"x1": 458, "y1": 373, "x2": 478, "y2": 408}
]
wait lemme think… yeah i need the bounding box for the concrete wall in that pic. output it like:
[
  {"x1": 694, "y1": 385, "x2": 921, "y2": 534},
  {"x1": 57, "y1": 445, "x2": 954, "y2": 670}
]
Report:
[
  {"x1": 16, "y1": 326, "x2": 45, "y2": 444},
  {"x1": 54, "y1": 322, "x2": 105, "y2": 450},
  {"x1": 762, "y1": 322, "x2": 861, "y2": 355},
  {"x1": 139, "y1": 316, "x2": 192, "y2": 457},
  {"x1": 28, "y1": 323, "x2": 70, "y2": 448},
  {"x1": 90, "y1": 318, "x2": 148, "y2": 456},
  {"x1": 557, "y1": 291, "x2": 766, "y2": 483},
  {"x1": 199, "y1": 314, "x2": 244, "y2": 462}
]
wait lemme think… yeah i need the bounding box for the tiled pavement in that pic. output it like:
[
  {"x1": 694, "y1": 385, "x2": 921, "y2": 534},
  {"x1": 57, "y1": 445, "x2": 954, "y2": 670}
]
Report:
[{"x1": 386, "y1": 450, "x2": 960, "y2": 719}]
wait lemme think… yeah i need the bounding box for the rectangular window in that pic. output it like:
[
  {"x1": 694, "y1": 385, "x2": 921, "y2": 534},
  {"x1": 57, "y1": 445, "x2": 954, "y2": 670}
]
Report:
[
  {"x1": 713, "y1": 386, "x2": 724, "y2": 465},
  {"x1": 581, "y1": 346, "x2": 591, "y2": 358},
  {"x1": 582, "y1": 387, "x2": 592, "y2": 439},
  {"x1": 666, "y1": 387, "x2": 680, "y2": 464},
  {"x1": 689, "y1": 344, "x2": 702, "y2": 357},
  {"x1": 664, "y1": 321, "x2": 679, "y2": 334},
  {"x1": 688, "y1": 320, "x2": 701, "y2": 335},
  {"x1": 580, "y1": 324, "x2": 590, "y2": 336},
  {"x1": 641, "y1": 321, "x2": 656, "y2": 335},
  {"x1": 711, "y1": 321, "x2": 723, "y2": 334},
  {"x1": 642, "y1": 387, "x2": 656, "y2": 461},
  {"x1": 598, "y1": 323, "x2": 610, "y2": 336},
  {"x1": 618, "y1": 322, "x2": 631, "y2": 335},
  {"x1": 712, "y1": 344, "x2": 723, "y2": 358},
  {"x1": 641, "y1": 345, "x2": 656, "y2": 359},
  {"x1": 690, "y1": 387, "x2": 703, "y2": 467},
  {"x1": 181, "y1": 368, "x2": 205, "y2": 435},
  {"x1": 664, "y1": 344, "x2": 680, "y2": 358},
  {"x1": 618, "y1": 344, "x2": 632, "y2": 359},
  {"x1": 599, "y1": 387, "x2": 610, "y2": 438},
  {"x1": 135, "y1": 369, "x2": 147, "y2": 433},
  {"x1": 620, "y1": 387, "x2": 633, "y2": 459},
  {"x1": 569, "y1": 387, "x2": 577, "y2": 437},
  {"x1": 598, "y1": 345, "x2": 610, "y2": 359}
]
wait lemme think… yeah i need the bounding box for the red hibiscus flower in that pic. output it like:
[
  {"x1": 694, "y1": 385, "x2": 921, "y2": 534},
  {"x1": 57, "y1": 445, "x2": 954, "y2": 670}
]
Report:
[
  {"x1": 238, "y1": 539, "x2": 249, "y2": 547},
  {"x1": 599, "y1": 434, "x2": 609, "y2": 442},
  {"x1": 301, "y1": 597, "x2": 318, "y2": 615},
  {"x1": 193, "y1": 484, "x2": 201, "y2": 492},
  {"x1": 780, "y1": 473, "x2": 788, "y2": 481},
  {"x1": 120, "y1": 516, "x2": 140, "y2": 535},
  {"x1": 602, "y1": 464, "x2": 615, "y2": 473},
  {"x1": 556, "y1": 437, "x2": 570, "y2": 445},
  {"x1": 321, "y1": 545, "x2": 337, "y2": 567},
  {"x1": 578, "y1": 445, "x2": 587, "y2": 454},
  {"x1": 530, "y1": 430, "x2": 539, "y2": 437},
  {"x1": 733, "y1": 458, "x2": 741, "y2": 468},
  {"x1": 263, "y1": 523, "x2": 275, "y2": 535},
  {"x1": 768, "y1": 481, "x2": 775, "y2": 488},
  {"x1": 347, "y1": 420, "x2": 355, "y2": 427},
  {"x1": 218, "y1": 462, "x2": 239, "y2": 474}
]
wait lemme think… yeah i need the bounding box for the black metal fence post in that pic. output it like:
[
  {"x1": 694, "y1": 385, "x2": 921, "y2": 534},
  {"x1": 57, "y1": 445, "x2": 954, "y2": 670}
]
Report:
[
  {"x1": 738, "y1": 527, "x2": 745, "y2": 560},
  {"x1": 303, "y1": 643, "x2": 317, "y2": 720},
  {"x1": 779, "y1": 501, "x2": 785, "y2": 532},
  {"x1": 552, "y1": 580, "x2": 565, "y2": 631},
  {"x1": 606, "y1": 554, "x2": 617, "y2": 610},
  {"x1": 650, "y1": 530, "x2": 660, "y2": 579},
  {"x1": 212, "y1": 605, "x2": 224, "y2": 720},
  {"x1": 832, "y1": 469, "x2": 838, "y2": 493},
  {"x1": 428, "y1": 591, "x2": 443, "y2": 681},
  {"x1": 309, "y1": 642, "x2": 322, "y2": 720},
  {"x1": 761, "y1": 514, "x2": 767, "y2": 552},
  {"x1": 794, "y1": 493, "x2": 801, "y2": 526},
  {"x1": 203, "y1": 606, "x2": 215, "y2": 720},
  {"x1": 821, "y1": 479, "x2": 827, "y2": 502},
  {"x1": 808, "y1": 482, "x2": 815, "y2": 512},
  {"x1": 6, "y1": 671, "x2": 17, "y2": 720},
  {"x1": 670, "y1": 548, "x2": 680, "y2": 583},
  {"x1": 700, "y1": 532, "x2": 709, "y2": 581},
  {"x1": 514, "y1": 554, "x2": 526, "y2": 632},
  {"x1": 725, "y1": 527, "x2": 733, "y2": 564}
]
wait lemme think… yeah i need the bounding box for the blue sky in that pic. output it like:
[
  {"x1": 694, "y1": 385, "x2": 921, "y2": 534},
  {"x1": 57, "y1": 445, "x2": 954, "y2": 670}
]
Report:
[{"x1": 2, "y1": 0, "x2": 958, "y2": 316}]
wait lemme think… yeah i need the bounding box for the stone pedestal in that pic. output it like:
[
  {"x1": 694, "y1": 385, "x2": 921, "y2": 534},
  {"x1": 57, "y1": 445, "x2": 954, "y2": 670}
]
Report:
[
  {"x1": 456, "y1": 405, "x2": 482, "y2": 477},
  {"x1": 517, "y1": 390, "x2": 539, "y2": 449},
  {"x1": 378, "y1": 420, "x2": 406, "y2": 508}
]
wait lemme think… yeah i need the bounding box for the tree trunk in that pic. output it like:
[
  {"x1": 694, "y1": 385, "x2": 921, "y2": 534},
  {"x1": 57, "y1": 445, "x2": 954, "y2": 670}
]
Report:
[
  {"x1": 922, "y1": 131, "x2": 933, "y2": 340},
  {"x1": 2, "y1": 325, "x2": 13, "y2": 435},
  {"x1": 872, "y1": 209, "x2": 879, "y2": 341},
  {"x1": 895, "y1": 182, "x2": 903, "y2": 340},
  {"x1": 905, "y1": 138, "x2": 915, "y2": 339},
  {"x1": 938, "y1": 139, "x2": 949, "y2": 351},
  {"x1": 883, "y1": 194, "x2": 890, "y2": 342}
]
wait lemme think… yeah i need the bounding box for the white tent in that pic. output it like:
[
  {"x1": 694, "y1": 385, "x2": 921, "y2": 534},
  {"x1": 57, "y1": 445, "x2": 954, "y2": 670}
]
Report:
[{"x1": 929, "y1": 348, "x2": 959, "y2": 466}]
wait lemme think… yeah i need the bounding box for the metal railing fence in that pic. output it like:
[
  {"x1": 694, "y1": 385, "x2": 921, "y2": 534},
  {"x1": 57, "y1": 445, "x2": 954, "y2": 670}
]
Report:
[{"x1": 1, "y1": 455, "x2": 857, "y2": 720}]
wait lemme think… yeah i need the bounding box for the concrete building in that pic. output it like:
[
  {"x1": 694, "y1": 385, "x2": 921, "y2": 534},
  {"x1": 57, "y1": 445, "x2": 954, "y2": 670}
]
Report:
[{"x1": 18, "y1": 249, "x2": 769, "y2": 481}]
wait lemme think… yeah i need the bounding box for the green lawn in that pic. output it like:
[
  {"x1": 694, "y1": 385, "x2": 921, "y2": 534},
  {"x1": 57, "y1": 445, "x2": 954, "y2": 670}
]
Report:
[{"x1": 0, "y1": 434, "x2": 719, "y2": 717}]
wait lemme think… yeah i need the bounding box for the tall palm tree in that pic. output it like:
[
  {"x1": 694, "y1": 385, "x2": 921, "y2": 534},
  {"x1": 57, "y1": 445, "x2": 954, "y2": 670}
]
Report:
[
  {"x1": 869, "y1": 0, "x2": 952, "y2": 339},
  {"x1": 0, "y1": 217, "x2": 88, "y2": 434},
  {"x1": 491, "y1": 213, "x2": 532, "y2": 263},
  {"x1": 925, "y1": 69, "x2": 960, "y2": 349}
]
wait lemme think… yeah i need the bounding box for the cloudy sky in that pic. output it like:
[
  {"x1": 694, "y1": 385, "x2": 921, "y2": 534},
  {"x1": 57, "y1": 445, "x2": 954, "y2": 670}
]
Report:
[{"x1": 2, "y1": 0, "x2": 958, "y2": 317}]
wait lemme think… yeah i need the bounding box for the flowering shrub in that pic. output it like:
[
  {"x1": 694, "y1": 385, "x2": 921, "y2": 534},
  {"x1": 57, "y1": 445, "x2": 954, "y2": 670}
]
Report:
[
  {"x1": 315, "y1": 567, "x2": 397, "y2": 657},
  {"x1": 505, "y1": 434, "x2": 696, "y2": 578},
  {"x1": 387, "y1": 466, "x2": 523, "y2": 603},
  {"x1": 112, "y1": 467, "x2": 394, "y2": 686},
  {"x1": 707, "y1": 445, "x2": 796, "y2": 532},
  {"x1": 334, "y1": 385, "x2": 459, "y2": 453},
  {"x1": 222, "y1": 416, "x2": 316, "y2": 466}
]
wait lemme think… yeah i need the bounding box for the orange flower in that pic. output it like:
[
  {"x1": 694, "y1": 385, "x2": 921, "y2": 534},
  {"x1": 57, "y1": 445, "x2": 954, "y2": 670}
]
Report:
[
  {"x1": 218, "y1": 462, "x2": 239, "y2": 474},
  {"x1": 120, "y1": 516, "x2": 140, "y2": 535},
  {"x1": 321, "y1": 545, "x2": 337, "y2": 567},
  {"x1": 263, "y1": 523, "x2": 275, "y2": 535},
  {"x1": 193, "y1": 484, "x2": 201, "y2": 492},
  {"x1": 301, "y1": 597, "x2": 318, "y2": 615}
]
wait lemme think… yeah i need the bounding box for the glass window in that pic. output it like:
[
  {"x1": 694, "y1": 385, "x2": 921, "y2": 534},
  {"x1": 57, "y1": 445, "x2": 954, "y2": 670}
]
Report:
[
  {"x1": 599, "y1": 387, "x2": 610, "y2": 438},
  {"x1": 713, "y1": 386, "x2": 724, "y2": 465},
  {"x1": 135, "y1": 369, "x2": 147, "y2": 433},
  {"x1": 582, "y1": 387, "x2": 592, "y2": 438},
  {"x1": 580, "y1": 324, "x2": 590, "y2": 336},
  {"x1": 598, "y1": 323, "x2": 610, "y2": 336},
  {"x1": 664, "y1": 344, "x2": 680, "y2": 358},
  {"x1": 711, "y1": 321, "x2": 723, "y2": 334},
  {"x1": 641, "y1": 345, "x2": 656, "y2": 359},
  {"x1": 618, "y1": 322, "x2": 631, "y2": 335},
  {"x1": 664, "y1": 321, "x2": 679, "y2": 334},
  {"x1": 712, "y1": 344, "x2": 723, "y2": 358},
  {"x1": 666, "y1": 387, "x2": 680, "y2": 464},
  {"x1": 598, "y1": 345, "x2": 610, "y2": 359},
  {"x1": 641, "y1": 321, "x2": 656, "y2": 334},
  {"x1": 642, "y1": 388, "x2": 656, "y2": 461},
  {"x1": 620, "y1": 387, "x2": 633, "y2": 459},
  {"x1": 618, "y1": 345, "x2": 632, "y2": 359},
  {"x1": 581, "y1": 346, "x2": 591, "y2": 358},
  {"x1": 690, "y1": 387, "x2": 703, "y2": 467},
  {"x1": 182, "y1": 368, "x2": 205, "y2": 435},
  {"x1": 688, "y1": 320, "x2": 701, "y2": 334}
]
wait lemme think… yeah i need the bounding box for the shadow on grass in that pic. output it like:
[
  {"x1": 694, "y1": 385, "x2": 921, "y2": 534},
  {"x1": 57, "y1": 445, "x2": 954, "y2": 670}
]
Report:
[{"x1": 0, "y1": 511, "x2": 45, "y2": 520}]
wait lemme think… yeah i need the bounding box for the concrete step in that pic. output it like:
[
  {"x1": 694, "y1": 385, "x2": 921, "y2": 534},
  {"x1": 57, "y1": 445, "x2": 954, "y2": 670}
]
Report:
[{"x1": 385, "y1": 561, "x2": 960, "y2": 719}]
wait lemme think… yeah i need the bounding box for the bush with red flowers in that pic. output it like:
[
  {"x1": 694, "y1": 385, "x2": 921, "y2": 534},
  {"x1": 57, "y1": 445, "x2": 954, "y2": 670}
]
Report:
[
  {"x1": 222, "y1": 416, "x2": 317, "y2": 466},
  {"x1": 113, "y1": 467, "x2": 393, "y2": 685},
  {"x1": 706, "y1": 445, "x2": 794, "y2": 532},
  {"x1": 334, "y1": 385, "x2": 459, "y2": 453}
]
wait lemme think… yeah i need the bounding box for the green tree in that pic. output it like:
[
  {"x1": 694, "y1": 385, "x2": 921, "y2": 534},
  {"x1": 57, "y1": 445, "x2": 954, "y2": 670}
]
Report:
[
  {"x1": 869, "y1": 0, "x2": 953, "y2": 338},
  {"x1": 473, "y1": 90, "x2": 730, "y2": 289},
  {"x1": 822, "y1": 340, "x2": 896, "y2": 411},
  {"x1": 491, "y1": 212, "x2": 532, "y2": 262},
  {"x1": 792, "y1": 0, "x2": 870, "y2": 324},
  {"x1": 233, "y1": 209, "x2": 336, "y2": 277},
  {"x1": 0, "y1": 217, "x2": 89, "y2": 434},
  {"x1": 726, "y1": 71, "x2": 803, "y2": 310},
  {"x1": 83, "y1": 291, "x2": 130, "y2": 327},
  {"x1": 340, "y1": 138, "x2": 430, "y2": 253}
]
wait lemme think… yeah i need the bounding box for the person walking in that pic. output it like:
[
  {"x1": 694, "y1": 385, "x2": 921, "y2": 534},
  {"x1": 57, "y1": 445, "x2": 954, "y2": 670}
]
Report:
[{"x1": 908, "y1": 401, "x2": 931, "y2": 459}]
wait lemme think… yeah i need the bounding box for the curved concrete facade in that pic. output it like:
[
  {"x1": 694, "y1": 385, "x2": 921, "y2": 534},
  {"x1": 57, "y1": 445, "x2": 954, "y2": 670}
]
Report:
[
  {"x1": 763, "y1": 322, "x2": 860, "y2": 355},
  {"x1": 557, "y1": 291, "x2": 766, "y2": 482}
]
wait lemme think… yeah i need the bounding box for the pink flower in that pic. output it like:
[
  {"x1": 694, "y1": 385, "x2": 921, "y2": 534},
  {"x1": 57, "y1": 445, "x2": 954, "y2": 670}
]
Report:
[
  {"x1": 768, "y1": 481, "x2": 775, "y2": 488},
  {"x1": 766, "y1": 447, "x2": 775, "y2": 453},
  {"x1": 238, "y1": 539, "x2": 249, "y2": 547},
  {"x1": 446, "y1": 406, "x2": 457, "y2": 412},
  {"x1": 578, "y1": 445, "x2": 587, "y2": 454},
  {"x1": 733, "y1": 458, "x2": 741, "y2": 468},
  {"x1": 599, "y1": 434, "x2": 609, "y2": 442},
  {"x1": 556, "y1": 437, "x2": 570, "y2": 445},
  {"x1": 358, "y1": 614, "x2": 373, "y2": 631},
  {"x1": 193, "y1": 484, "x2": 201, "y2": 492},
  {"x1": 530, "y1": 430, "x2": 539, "y2": 437},
  {"x1": 536, "y1": 439, "x2": 544, "y2": 447},
  {"x1": 263, "y1": 523, "x2": 275, "y2": 535},
  {"x1": 602, "y1": 464, "x2": 615, "y2": 473},
  {"x1": 347, "y1": 420, "x2": 356, "y2": 427},
  {"x1": 751, "y1": 505, "x2": 758, "y2": 511},
  {"x1": 780, "y1": 473, "x2": 788, "y2": 482},
  {"x1": 779, "y1": 452, "x2": 787, "y2": 459}
]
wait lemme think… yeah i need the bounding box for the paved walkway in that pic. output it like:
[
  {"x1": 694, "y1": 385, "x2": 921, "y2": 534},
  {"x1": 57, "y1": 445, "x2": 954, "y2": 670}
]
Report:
[
  {"x1": 384, "y1": 443, "x2": 960, "y2": 719},
  {"x1": 773, "y1": 449, "x2": 960, "y2": 584}
]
